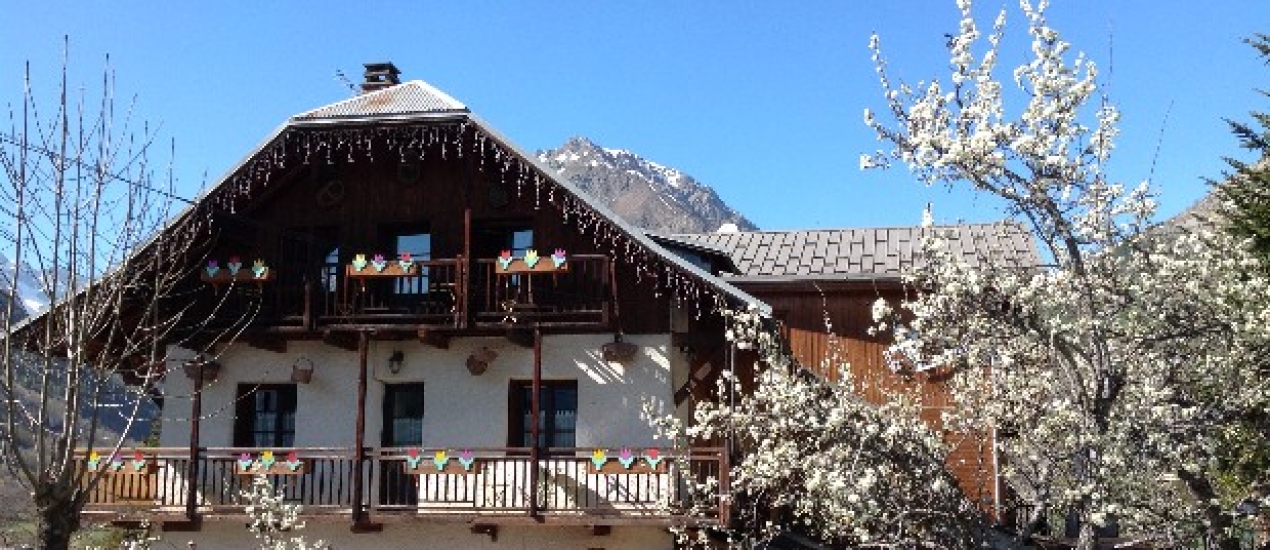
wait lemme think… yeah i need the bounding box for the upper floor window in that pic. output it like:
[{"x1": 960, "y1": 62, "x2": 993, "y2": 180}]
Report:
[
  {"x1": 234, "y1": 384, "x2": 297, "y2": 447},
  {"x1": 393, "y1": 232, "x2": 432, "y2": 295}
]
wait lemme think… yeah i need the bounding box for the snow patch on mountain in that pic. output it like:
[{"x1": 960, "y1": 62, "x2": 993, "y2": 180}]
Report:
[
  {"x1": 538, "y1": 137, "x2": 757, "y2": 234},
  {"x1": 0, "y1": 253, "x2": 52, "y2": 317}
]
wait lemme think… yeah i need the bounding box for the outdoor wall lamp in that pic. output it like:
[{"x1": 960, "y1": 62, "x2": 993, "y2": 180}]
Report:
[{"x1": 387, "y1": 350, "x2": 405, "y2": 374}]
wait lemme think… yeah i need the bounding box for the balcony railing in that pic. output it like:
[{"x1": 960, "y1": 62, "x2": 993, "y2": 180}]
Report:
[
  {"x1": 76, "y1": 447, "x2": 724, "y2": 524},
  {"x1": 244, "y1": 255, "x2": 611, "y2": 330}
]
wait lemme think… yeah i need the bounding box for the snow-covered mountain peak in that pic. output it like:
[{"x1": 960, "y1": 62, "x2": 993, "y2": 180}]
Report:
[{"x1": 538, "y1": 137, "x2": 756, "y2": 234}]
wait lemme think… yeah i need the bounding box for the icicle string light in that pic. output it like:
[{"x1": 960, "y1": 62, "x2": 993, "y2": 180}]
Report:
[{"x1": 192, "y1": 122, "x2": 746, "y2": 319}]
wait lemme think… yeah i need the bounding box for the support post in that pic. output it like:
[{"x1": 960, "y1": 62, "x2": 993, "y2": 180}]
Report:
[
  {"x1": 528, "y1": 326, "x2": 542, "y2": 517},
  {"x1": 184, "y1": 360, "x2": 203, "y2": 523},
  {"x1": 461, "y1": 208, "x2": 472, "y2": 328},
  {"x1": 351, "y1": 330, "x2": 372, "y2": 529}
]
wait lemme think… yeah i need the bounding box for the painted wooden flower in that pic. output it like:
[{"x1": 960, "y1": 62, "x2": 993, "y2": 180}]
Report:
[
  {"x1": 590, "y1": 448, "x2": 608, "y2": 469},
  {"x1": 284, "y1": 451, "x2": 302, "y2": 471},
  {"x1": 352, "y1": 253, "x2": 368, "y2": 271},
  {"x1": 618, "y1": 447, "x2": 636, "y2": 469},
  {"x1": 238, "y1": 452, "x2": 254, "y2": 470},
  {"x1": 523, "y1": 249, "x2": 540, "y2": 268},
  {"x1": 108, "y1": 453, "x2": 123, "y2": 472},
  {"x1": 251, "y1": 259, "x2": 268, "y2": 278},
  {"x1": 227, "y1": 256, "x2": 243, "y2": 275},
  {"x1": 406, "y1": 448, "x2": 422, "y2": 469},
  {"x1": 644, "y1": 448, "x2": 663, "y2": 469},
  {"x1": 458, "y1": 449, "x2": 475, "y2": 471},
  {"x1": 551, "y1": 248, "x2": 567, "y2": 268},
  {"x1": 432, "y1": 450, "x2": 449, "y2": 471},
  {"x1": 206, "y1": 259, "x2": 220, "y2": 277},
  {"x1": 260, "y1": 450, "x2": 276, "y2": 469},
  {"x1": 498, "y1": 250, "x2": 513, "y2": 270},
  {"x1": 131, "y1": 451, "x2": 147, "y2": 472},
  {"x1": 87, "y1": 451, "x2": 101, "y2": 471},
  {"x1": 371, "y1": 254, "x2": 388, "y2": 272},
  {"x1": 398, "y1": 252, "x2": 414, "y2": 271}
]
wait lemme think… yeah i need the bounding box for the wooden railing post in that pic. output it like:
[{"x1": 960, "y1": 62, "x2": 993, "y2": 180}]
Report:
[
  {"x1": 349, "y1": 330, "x2": 382, "y2": 532},
  {"x1": 718, "y1": 446, "x2": 731, "y2": 527}
]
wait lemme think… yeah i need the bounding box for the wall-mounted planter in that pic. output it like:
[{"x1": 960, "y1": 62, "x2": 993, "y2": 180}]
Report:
[
  {"x1": 586, "y1": 449, "x2": 668, "y2": 474},
  {"x1": 86, "y1": 452, "x2": 156, "y2": 475},
  {"x1": 346, "y1": 261, "x2": 418, "y2": 277},
  {"x1": 234, "y1": 452, "x2": 307, "y2": 475},
  {"x1": 404, "y1": 450, "x2": 481, "y2": 475}
]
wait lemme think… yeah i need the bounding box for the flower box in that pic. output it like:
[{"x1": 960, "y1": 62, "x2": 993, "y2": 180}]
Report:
[
  {"x1": 585, "y1": 449, "x2": 668, "y2": 474},
  {"x1": 345, "y1": 262, "x2": 418, "y2": 278}
]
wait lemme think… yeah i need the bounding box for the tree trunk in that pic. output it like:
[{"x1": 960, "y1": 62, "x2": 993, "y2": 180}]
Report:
[
  {"x1": 1075, "y1": 521, "x2": 1096, "y2": 550},
  {"x1": 34, "y1": 484, "x2": 81, "y2": 550},
  {"x1": 1180, "y1": 470, "x2": 1242, "y2": 550}
]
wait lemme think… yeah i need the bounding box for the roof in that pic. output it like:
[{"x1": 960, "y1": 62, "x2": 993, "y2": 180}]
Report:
[
  {"x1": 211, "y1": 79, "x2": 771, "y2": 315},
  {"x1": 678, "y1": 223, "x2": 1037, "y2": 281},
  {"x1": 292, "y1": 80, "x2": 468, "y2": 121}
]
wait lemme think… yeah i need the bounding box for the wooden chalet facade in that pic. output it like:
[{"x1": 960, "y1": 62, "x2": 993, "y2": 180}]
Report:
[
  {"x1": 674, "y1": 224, "x2": 1038, "y2": 518},
  {"x1": 70, "y1": 65, "x2": 762, "y2": 549}
]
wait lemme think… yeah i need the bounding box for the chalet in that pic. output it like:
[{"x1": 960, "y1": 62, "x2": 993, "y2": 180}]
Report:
[
  {"x1": 73, "y1": 63, "x2": 761, "y2": 549},
  {"x1": 63, "y1": 63, "x2": 1038, "y2": 549}
]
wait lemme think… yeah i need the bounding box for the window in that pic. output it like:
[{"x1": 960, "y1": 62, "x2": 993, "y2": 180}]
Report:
[
  {"x1": 393, "y1": 232, "x2": 432, "y2": 295},
  {"x1": 508, "y1": 380, "x2": 576, "y2": 449},
  {"x1": 234, "y1": 384, "x2": 297, "y2": 447}
]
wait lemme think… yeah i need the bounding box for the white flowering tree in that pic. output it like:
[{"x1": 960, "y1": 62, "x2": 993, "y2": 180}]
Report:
[
  {"x1": 651, "y1": 307, "x2": 985, "y2": 548},
  {"x1": 865, "y1": 1, "x2": 1270, "y2": 549}
]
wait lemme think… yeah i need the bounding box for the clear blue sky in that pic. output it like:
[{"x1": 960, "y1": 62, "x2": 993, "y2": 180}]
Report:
[{"x1": 2, "y1": 1, "x2": 1267, "y2": 230}]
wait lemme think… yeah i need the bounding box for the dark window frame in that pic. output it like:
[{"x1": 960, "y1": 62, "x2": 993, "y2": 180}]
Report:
[
  {"x1": 507, "y1": 380, "x2": 577, "y2": 450},
  {"x1": 233, "y1": 384, "x2": 298, "y2": 448}
]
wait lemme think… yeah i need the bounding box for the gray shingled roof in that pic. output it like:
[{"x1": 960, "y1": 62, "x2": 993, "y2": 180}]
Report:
[
  {"x1": 679, "y1": 223, "x2": 1037, "y2": 280},
  {"x1": 292, "y1": 80, "x2": 468, "y2": 120}
]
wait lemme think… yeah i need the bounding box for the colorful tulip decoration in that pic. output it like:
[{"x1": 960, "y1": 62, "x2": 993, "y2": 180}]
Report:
[
  {"x1": 644, "y1": 448, "x2": 664, "y2": 469},
  {"x1": 405, "y1": 448, "x2": 423, "y2": 469},
  {"x1": 131, "y1": 451, "x2": 148, "y2": 472},
  {"x1": 458, "y1": 449, "x2": 476, "y2": 472},
  {"x1": 284, "y1": 451, "x2": 302, "y2": 472},
  {"x1": 109, "y1": 453, "x2": 123, "y2": 472},
  {"x1": 227, "y1": 256, "x2": 243, "y2": 276},
  {"x1": 618, "y1": 448, "x2": 636, "y2": 469},
  {"x1": 87, "y1": 451, "x2": 102, "y2": 471},
  {"x1": 432, "y1": 450, "x2": 449, "y2": 472},
  {"x1": 523, "y1": 249, "x2": 540, "y2": 268},
  {"x1": 352, "y1": 254, "x2": 368, "y2": 271},
  {"x1": 371, "y1": 254, "x2": 388, "y2": 272},
  {"x1": 206, "y1": 260, "x2": 220, "y2": 278},
  {"x1": 252, "y1": 259, "x2": 268, "y2": 279},
  {"x1": 398, "y1": 252, "x2": 414, "y2": 272},
  {"x1": 260, "y1": 450, "x2": 276, "y2": 470},
  {"x1": 238, "y1": 453, "x2": 254, "y2": 471},
  {"x1": 498, "y1": 250, "x2": 513, "y2": 270},
  {"x1": 590, "y1": 449, "x2": 608, "y2": 470},
  {"x1": 551, "y1": 249, "x2": 567, "y2": 269}
]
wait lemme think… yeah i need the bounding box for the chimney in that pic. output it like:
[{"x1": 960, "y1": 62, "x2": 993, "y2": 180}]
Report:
[{"x1": 361, "y1": 62, "x2": 401, "y2": 93}]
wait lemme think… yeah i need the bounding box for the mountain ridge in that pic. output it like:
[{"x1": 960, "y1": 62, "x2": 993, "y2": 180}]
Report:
[{"x1": 537, "y1": 136, "x2": 757, "y2": 234}]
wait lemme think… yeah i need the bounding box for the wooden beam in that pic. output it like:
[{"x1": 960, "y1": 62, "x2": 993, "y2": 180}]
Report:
[
  {"x1": 185, "y1": 361, "x2": 205, "y2": 523},
  {"x1": 352, "y1": 330, "x2": 370, "y2": 528},
  {"x1": 416, "y1": 328, "x2": 452, "y2": 349},
  {"x1": 245, "y1": 334, "x2": 288, "y2": 353},
  {"x1": 505, "y1": 328, "x2": 535, "y2": 348},
  {"x1": 322, "y1": 329, "x2": 360, "y2": 351}
]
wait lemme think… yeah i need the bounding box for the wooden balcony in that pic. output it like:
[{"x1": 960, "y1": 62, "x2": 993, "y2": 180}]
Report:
[
  {"x1": 76, "y1": 447, "x2": 725, "y2": 527},
  {"x1": 220, "y1": 254, "x2": 613, "y2": 333}
]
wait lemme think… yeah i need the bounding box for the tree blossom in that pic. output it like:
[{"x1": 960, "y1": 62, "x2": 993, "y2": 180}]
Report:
[{"x1": 867, "y1": 1, "x2": 1270, "y2": 549}]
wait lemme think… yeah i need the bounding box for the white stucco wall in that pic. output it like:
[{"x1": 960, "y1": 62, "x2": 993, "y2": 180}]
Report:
[
  {"x1": 158, "y1": 333, "x2": 678, "y2": 451},
  {"x1": 172, "y1": 521, "x2": 671, "y2": 550}
]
